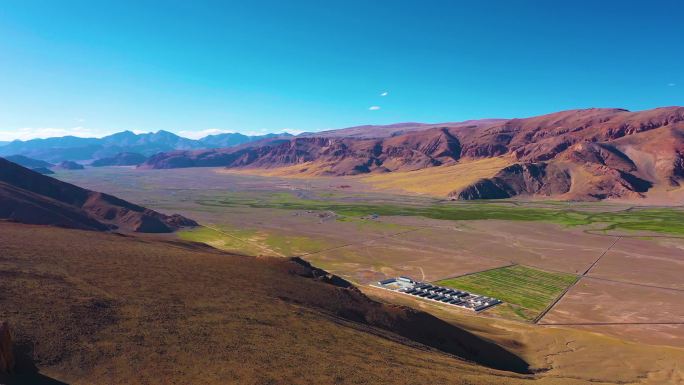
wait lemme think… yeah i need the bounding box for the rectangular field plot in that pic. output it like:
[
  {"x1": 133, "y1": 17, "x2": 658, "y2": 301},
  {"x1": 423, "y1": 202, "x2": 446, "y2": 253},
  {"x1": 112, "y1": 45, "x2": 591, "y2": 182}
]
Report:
[
  {"x1": 436, "y1": 265, "x2": 578, "y2": 321},
  {"x1": 307, "y1": 236, "x2": 509, "y2": 284},
  {"x1": 541, "y1": 278, "x2": 684, "y2": 347},
  {"x1": 586, "y1": 237, "x2": 684, "y2": 290}
]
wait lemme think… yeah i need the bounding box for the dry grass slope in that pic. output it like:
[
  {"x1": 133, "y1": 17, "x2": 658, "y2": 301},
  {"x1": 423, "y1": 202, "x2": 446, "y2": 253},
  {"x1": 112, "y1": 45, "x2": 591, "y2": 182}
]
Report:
[
  {"x1": 219, "y1": 161, "x2": 343, "y2": 178},
  {"x1": 1, "y1": 222, "x2": 684, "y2": 384},
  {"x1": 360, "y1": 157, "x2": 512, "y2": 196},
  {"x1": 220, "y1": 156, "x2": 513, "y2": 197},
  {"x1": 0, "y1": 222, "x2": 538, "y2": 385}
]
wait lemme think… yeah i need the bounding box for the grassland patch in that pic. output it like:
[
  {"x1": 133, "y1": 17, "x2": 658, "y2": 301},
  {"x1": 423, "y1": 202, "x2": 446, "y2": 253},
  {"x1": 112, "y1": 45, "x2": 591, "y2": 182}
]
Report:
[
  {"x1": 178, "y1": 224, "x2": 330, "y2": 257},
  {"x1": 436, "y1": 265, "x2": 578, "y2": 321},
  {"x1": 178, "y1": 226, "x2": 266, "y2": 256},
  {"x1": 196, "y1": 191, "x2": 684, "y2": 235}
]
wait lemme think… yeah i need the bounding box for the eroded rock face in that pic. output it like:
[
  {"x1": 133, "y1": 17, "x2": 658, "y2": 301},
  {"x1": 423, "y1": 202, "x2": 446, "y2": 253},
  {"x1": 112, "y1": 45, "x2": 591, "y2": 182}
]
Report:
[
  {"x1": 579, "y1": 164, "x2": 653, "y2": 200},
  {"x1": 454, "y1": 162, "x2": 572, "y2": 200},
  {"x1": 564, "y1": 142, "x2": 637, "y2": 172},
  {"x1": 138, "y1": 106, "x2": 684, "y2": 200},
  {"x1": 0, "y1": 321, "x2": 15, "y2": 374},
  {"x1": 672, "y1": 151, "x2": 684, "y2": 185}
]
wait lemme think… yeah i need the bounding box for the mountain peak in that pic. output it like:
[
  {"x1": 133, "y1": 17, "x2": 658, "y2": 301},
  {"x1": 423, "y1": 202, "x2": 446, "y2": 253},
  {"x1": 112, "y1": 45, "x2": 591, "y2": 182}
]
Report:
[{"x1": 154, "y1": 130, "x2": 178, "y2": 136}]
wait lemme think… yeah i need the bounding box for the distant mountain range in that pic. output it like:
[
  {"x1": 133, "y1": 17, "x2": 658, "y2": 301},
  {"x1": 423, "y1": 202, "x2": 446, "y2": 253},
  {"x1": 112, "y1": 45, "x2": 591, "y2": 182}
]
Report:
[
  {"x1": 4, "y1": 107, "x2": 684, "y2": 201},
  {"x1": 0, "y1": 130, "x2": 293, "y2": 162},
  {"x1": 140, "y1": 107, "x2": 684, "y2": 201}
]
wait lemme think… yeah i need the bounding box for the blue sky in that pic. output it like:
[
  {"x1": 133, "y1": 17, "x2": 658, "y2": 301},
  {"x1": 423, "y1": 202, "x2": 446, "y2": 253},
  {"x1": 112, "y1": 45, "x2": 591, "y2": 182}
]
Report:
[{"x1": 0, "y1": 0, "x2": 681, "y2": 140}]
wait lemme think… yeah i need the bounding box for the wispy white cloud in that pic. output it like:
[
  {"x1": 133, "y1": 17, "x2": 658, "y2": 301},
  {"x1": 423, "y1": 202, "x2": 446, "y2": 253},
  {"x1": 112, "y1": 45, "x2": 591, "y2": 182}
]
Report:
[
  {"x1": 380, "y1": 91, "x2": 389, "y2": 96},
  {"x1": 369, "y1": 106, "x2": 381, "y2": 111}
]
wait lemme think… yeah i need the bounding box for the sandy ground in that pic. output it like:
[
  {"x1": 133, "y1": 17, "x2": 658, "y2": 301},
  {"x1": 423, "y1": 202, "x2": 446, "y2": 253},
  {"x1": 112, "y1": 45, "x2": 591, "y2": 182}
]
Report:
[
  {"x1": 587, "y1": 236, "x2": 684, "y2": 289},
  {"x1": 541, "y1": 278, "x2": 684, "y2": 346}
]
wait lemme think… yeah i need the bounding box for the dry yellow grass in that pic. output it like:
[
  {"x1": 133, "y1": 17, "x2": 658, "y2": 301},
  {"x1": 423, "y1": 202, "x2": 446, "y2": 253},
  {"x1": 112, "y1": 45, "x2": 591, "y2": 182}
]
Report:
[
  {"x1": 219, "y1": 157, "x2": 512, "y2": 197},
  {"x1": 360, "y1": 157, "x2": 512, "y2": 196},
  {"x1": 4, "y1": 222, "x2": 684, "y2": 384},
  {"x1": 0, "y1": 222, "x2": 532, "y2": 384},
  {"x1": 218, "y1": 162, "x2": 334, "y2": 178}
]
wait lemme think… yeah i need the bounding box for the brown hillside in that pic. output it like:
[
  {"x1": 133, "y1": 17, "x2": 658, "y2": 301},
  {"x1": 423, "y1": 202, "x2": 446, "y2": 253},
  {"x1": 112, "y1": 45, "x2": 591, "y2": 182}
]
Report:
[
  {"x1": 140, "y1": 107, "x2": 684, "y2": 200},
  {"x1": 0, "y1": 222, "x2": 539, "y2": 384},
  {"x1": 0, "y1": 157, "x2": 196, "y2": 232},
  {"x1": 454, "y1": 107, "x2": 684, "y2": 200}
]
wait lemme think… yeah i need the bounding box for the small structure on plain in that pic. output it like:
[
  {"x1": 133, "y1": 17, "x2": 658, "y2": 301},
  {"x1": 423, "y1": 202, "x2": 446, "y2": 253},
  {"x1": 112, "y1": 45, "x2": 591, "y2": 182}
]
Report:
[{"x1": 375, "y1": 276, "x2": 501, "y2": 312}]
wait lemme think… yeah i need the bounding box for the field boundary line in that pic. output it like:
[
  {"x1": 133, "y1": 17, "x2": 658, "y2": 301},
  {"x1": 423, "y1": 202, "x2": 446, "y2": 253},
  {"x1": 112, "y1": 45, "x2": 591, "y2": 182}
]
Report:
[
  {"x1": 583, "y1": 275, "x2": 684, "y2": 293},
  {"x1": 539, "y1": 322, "x2": 684, "y2": 326},
  {"x1": 533, "y1": 236, "x2": 622, "y2": 324},
  {"x1": 532, "y1": 275, "x2": 580, "y2": 324},
  {"x1": 432, "y1": 263, "x2": 518, "y2": 282},
  {"x1": 582, "y1": 236, "x2": 622, "y2": 276}
]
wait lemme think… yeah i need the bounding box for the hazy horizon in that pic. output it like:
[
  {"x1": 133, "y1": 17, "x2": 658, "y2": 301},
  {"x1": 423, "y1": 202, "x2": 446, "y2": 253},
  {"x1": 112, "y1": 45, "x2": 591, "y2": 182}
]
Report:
[
  {"x1": 1, "y1": 1, "x2": 681, "y2": 141},
  {"x1": 3, "y1": 104, "x2": 683, "y2": 142}
]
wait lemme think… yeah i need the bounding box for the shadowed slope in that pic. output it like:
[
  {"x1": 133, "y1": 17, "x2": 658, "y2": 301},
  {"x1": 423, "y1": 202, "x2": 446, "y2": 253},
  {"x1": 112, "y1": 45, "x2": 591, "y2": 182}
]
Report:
[
  {"x1": 283, "y1": 258, "x2": 530, "y2": 373},
  {"x1": 0, "y1": 223, "x2": 535, "y2": 384},
  {"x1": 0, "y1": 158, "x2": 196, "y2": 232},
  {"x1": 2, "y1": 155, "x2": 53, "y2": 169}
]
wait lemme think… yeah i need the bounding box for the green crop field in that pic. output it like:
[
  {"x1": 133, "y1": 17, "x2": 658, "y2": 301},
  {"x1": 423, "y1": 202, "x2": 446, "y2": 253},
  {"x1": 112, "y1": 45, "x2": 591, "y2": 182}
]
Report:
[
  {"x1": 196, "y1": 191, "x2": 684, "y2": 235},
  {"x1": 436, "y1": 265, "x2": 579, "y2": 321}
]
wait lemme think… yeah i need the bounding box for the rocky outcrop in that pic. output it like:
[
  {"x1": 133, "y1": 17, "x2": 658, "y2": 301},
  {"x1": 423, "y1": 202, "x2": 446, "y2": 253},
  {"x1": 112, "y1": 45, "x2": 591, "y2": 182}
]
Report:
[
  {"x1": 578, "y1": 165, "x2": 653, "y2": 200},
  {"x1": 0, "y1": 321, "x2": 14, "y2": 374},
  {"x1": 672, "y1": 151, "x2": 684, "y2": 185},
  {"x1": 564, "y1": 142, "x2": 636, "y2": 172},
  {"x1": 453, "y1": 178, "x2": 512, "y2": 200},
  {"x1": 454, "y1": 163, "x2": 572, "y2": 200},
  {"x1": 455, "y1": 160, "x2": 655, "y2": 201}
]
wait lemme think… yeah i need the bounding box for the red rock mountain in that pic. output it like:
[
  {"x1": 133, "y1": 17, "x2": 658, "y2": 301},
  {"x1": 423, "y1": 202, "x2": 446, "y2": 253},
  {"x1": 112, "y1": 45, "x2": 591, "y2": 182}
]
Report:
[
  {"x1": 141, "y1": 107, "x2": 684, "y2": 200},
  {"x1": 0, "y1": 157, "x2": 197, "y2": 232}
]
